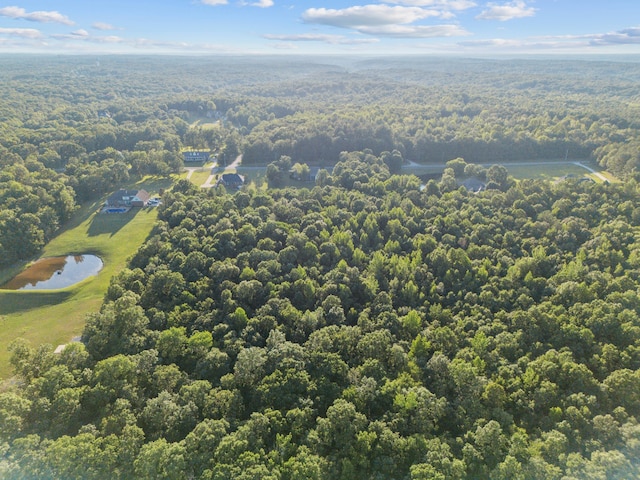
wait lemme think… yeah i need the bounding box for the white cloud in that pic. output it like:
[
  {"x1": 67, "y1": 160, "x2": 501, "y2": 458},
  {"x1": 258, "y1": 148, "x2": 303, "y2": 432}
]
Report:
[
  {"x1": 0, "y1": 29, "x2": 252, "y2": 54},
  {"x1": 531, "y1": 27, "x2": 640, "y2": 45},
  {"x1": 383, "y1": 0, "x2": 476, "y2": 10},
  {"x1": 263, "y1": 33, "x2": 378, "y2": 45},
  {"x1": 92, "y1": 22, "x2": 119, "y2": 31},
  {"x1": 270, "y1": 42, "x2": 298, "y2": 50},
  {"x1": 45, "y1": 32, "x2": 244, "y2": 53},
  {"x1": 0, "y1": 6, "x2": 74, "y2": 25},
  {"x1": 459, "y1": 38, "x2": 529, "y2": 47},
  {"x1": 200, "y1": 0, "x2": 228, "y2": 5},
  {"x1": 51, "y1": 32, "x2": 124, "y2": 43},
  {"x1": 458, "y1": 37, "x2": 599, "y2": 52},
  {"x1": 302, "y1": 5, "x2": 445, "y2": 28},
  {"x1": 301, "y1": 5, "x2": 469, "y2": 38},
  {"x1": 621, "y1": 27, "x2": 640, "y2": 36},
  {"x1": 476, "y1": 1, "x2": 536, "y2": 21},
  {"x1": 0, "y1": 27, "x2": 43, "y2": 39},
  {"x1": 95, "y1": 36, "x2": 125, "y2": 44},
  {"x1": 592, "y1": 27, "x2": 640, "y2": 45},
  {"x1": 457, "y1": 26, "x2": 640, "y2": 52},
  {"x1": 249, "y1": 0, "x2": 274, "y2": 7},
  {"x1": 358, "y1": 23, "x2": 470, "y2": 37}
]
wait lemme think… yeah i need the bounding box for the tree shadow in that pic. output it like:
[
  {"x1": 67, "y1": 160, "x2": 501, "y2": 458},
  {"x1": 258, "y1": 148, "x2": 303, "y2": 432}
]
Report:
[
  {"x1": 87, "y1": 176, "x2": 174, "y2": 238},
  {"x1": 134, "y1": 176, "x2": 175, "y2": 194},
  {"x1": 58, "y1": 198, "x2": 106, "y2": 235},
  {"x1": 87, "y1": 206, "x2": 142, "y2": 237},
  {"x1": 0, "y1": 290, "x2": 72, "y2": 315}
]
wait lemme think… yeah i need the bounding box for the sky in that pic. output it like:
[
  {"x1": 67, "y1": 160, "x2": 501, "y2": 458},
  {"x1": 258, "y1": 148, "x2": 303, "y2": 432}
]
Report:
[{"x1": 0, "y1": 1, "x2": 639, "y2": 55}]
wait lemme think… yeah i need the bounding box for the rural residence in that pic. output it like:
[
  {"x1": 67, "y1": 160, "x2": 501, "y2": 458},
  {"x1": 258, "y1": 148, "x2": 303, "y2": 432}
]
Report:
[
  {"x1": 216, "y1": 173, "x2": 245, "y2": 188},
  {"x1": 183, "y1": 151, "x2": 211, "y2": 162},
  {"x1": 105, "y1": 189, "x2": 151, "y2": 208}
]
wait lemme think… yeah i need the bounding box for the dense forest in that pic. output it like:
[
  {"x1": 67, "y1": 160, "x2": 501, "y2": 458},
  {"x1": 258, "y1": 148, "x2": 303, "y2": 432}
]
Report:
[
  {"x1": 2, "y1": 56, "x2": 640, "y2": 478},
  {"x1": 4, "y1": 156, "x2": 640, "y2": 478},
  {"x1": 1, "y1": 56, "x2": 640, "y2": 266}
]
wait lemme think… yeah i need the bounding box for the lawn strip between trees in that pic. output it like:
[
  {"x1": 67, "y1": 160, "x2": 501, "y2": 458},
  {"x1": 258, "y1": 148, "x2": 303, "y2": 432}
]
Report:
[{"x1": 0, "y1": 178, "x2": 171, "y2": 379}]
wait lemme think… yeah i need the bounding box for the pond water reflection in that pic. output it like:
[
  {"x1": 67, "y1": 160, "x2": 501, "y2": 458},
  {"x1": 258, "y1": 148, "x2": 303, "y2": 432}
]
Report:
[{"x1": 1, "y1": 255, "x2": 103, "y2": 290}]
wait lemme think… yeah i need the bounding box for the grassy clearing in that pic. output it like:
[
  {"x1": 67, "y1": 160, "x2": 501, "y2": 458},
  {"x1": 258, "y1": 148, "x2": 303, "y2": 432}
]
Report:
[
  {"x1": 506, "y1": 163, "x2": 591, "y2": 180},
  {"x1": 402, "y1": 164, "x2": 448, "y2": 177},
  {"x1": 183, "y1": 161, "x2": 215, "y2": 170},
  {"x1": 184, "y1": 162, "x2": 216, "y2": 187},
  {"x1": 189, "y1": 118, "x2": 220, "y2": 130},
  {"x1": 0, "y1": 177, "x2": 172, "y2": 379},
  {"x1": 508, "y1": 162, "x2": 617, "y2": 183},
  {"x1": 184, "y1": 163, "x2": 269, "y2": 189},
  {"x1": 597, "y1": 171, "x2": 619, "y2": 183},
  {"x1": 189, "y1": 170, "x2": 213, "y2": 187},
  {"x1": 402, "y1": 160, "x2": 616, "y2": 183},
  {"x1": 236, "y1": 167, "x2": 266, "y2": 186}
]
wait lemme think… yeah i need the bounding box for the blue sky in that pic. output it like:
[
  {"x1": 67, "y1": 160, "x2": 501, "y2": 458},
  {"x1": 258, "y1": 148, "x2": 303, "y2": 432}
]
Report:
[{"x1": 0, "y1": 1, "x2": 639, "y2": 55}]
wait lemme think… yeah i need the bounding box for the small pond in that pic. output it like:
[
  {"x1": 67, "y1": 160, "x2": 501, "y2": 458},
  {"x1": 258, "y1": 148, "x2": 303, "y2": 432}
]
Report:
[{"x1": 1, "y1": 254, "x2": 103, "y2": 291}]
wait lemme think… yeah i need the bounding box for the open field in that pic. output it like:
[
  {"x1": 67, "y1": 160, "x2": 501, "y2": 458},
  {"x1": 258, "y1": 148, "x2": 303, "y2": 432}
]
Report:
[
  {"x1": 0, "y1": 177, "x2": 172, "y2": 379},
  {"x1": 184, "y1": 161, "x2": 269, "y2": 188},
  {"x1": 236, "y1": 166, "x2": 267, "y2": 186},
  {"x1": 187, "y1": 169, "x2": 213, "y2": 186},
  {"x1": 401, "y1": 164, "x2": 448, "y2": 177},
  {"x1": 596, "y1": 171, "x2": 619, "y2": 183},
  {"x1": 506, "y1": 162, "x2": 596, "y2": 180},
  {"x1": 402, "y1": 159, "x2": 616, "y2": 183},
  {"x1": 187, "y1": 159, "x2": 616, "y2": 189},
  {"x1": 189, "y1": 117, "x2": 220, "y2": 129}
]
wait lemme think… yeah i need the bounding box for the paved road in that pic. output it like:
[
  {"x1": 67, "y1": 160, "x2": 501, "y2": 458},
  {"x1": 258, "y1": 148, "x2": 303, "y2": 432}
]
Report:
[
  {"x1": 202, "y1": 173, "x2": 216, "y2": 188},
  {"x1": 573, "y1": 161, "x2": 608, "y2": 181},
  {"x1": 197, "y1": 155, "x2": 243, "y2": 188},
  {"x1": 184, "y1": 163, "x2": 215, "y2": 179},
  {"x1": 227, "y1": 154, "x2": 242, "y2": 170}
]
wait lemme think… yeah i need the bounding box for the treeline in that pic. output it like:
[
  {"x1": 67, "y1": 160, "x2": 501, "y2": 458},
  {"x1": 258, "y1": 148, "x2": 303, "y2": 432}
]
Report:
[
  {"x1": 234, "y1": 59, "x2": 640, "y2": 174},
  {"x1": 240, "y1": 96, "x2": 596, "y2": 166},
  {"x1": 3, "y1": 155, "x2": 640, "y2": 478},
  {"x1": 0, "y1": 162, "x2": 76, "y2": 263}
]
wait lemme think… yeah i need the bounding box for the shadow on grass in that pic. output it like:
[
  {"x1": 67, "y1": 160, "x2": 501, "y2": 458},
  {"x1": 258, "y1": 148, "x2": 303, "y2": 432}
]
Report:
[
  {"x1": 183, "y1": 161, "x2": 207, "y2": 169},
  {"x1": 59, "y1": 199, "x2": 106, "y2": 234},
  {"x1": 235, "y1": 167, "x2": 267, "y2": 185},
  {"x1": 0, "y1": 261, "x2": 28, "y2": 287},
  {"x1": 87, "y1": 206, "x2": 142, "y2": 237},
  {"x1": 0, "y1": 290, "x2": 72, "y2": 315},
  {"x1": 135, "y1": 176, "x2": 175, "y2": 194},
  {"x1": 87, "y1": 176, "x2": 174, "y2": 238}
]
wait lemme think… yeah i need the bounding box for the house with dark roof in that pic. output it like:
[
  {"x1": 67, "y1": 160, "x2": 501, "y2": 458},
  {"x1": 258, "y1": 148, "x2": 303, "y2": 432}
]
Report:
[
  {"x1": 105, "y1": 189, "x2": 151, "y2": 207},
  {"x1": 216, "y1": 173, "x2": 245, "y2": 188},
  {"x1": 183, "y1": 151, "x2": 211, "y2": 162}
]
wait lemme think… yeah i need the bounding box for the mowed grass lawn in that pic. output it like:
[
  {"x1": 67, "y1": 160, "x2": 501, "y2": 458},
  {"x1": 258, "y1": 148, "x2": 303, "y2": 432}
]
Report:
[
  {"x1": 402, "y1": 160, "x2": 615, "y2": 183},
  {"x1": 505, "y1": 162, "x2": 605, "y2": 181},
  {"x1": 0, "y1": 177, "x2": 171, "y2": 379},
  {"x1": 188, "y1": 169, "x2": 213, "y2": 187}
]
